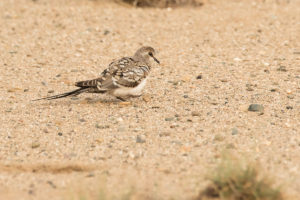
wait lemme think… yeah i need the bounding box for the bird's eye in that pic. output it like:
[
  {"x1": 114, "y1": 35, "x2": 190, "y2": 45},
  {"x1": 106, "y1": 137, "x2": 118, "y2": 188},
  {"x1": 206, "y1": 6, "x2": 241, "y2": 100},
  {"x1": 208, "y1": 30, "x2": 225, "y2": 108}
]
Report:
[{"x1": 149, "y1": 52, "x2": 153, "y2": 56}]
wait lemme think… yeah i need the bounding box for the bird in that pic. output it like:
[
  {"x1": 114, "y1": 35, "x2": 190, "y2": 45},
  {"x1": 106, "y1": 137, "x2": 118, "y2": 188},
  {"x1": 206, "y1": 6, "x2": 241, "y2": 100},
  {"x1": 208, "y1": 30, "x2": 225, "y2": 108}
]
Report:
[{"x1": 33, "y1": 46, "x2": 160, "y2": 102}]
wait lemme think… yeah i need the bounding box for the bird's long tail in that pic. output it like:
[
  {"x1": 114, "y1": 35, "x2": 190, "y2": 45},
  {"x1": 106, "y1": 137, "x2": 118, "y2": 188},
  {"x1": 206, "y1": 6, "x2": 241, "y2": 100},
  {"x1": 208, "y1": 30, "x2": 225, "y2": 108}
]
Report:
[{"x1": 33, "y1": 88, "x2": 90, "y2": 101}]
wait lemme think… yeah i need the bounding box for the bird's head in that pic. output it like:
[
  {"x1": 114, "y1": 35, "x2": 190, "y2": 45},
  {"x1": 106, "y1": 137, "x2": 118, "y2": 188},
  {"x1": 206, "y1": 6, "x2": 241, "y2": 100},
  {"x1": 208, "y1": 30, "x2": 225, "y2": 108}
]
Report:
[{"x1": 134, "y1": 46, "x2": 160, "y2": 65}]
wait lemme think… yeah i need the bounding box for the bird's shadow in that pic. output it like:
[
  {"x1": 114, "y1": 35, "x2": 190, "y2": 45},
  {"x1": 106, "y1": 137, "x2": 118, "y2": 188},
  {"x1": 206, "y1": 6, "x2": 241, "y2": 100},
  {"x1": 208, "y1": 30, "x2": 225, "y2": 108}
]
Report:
[{"x1": 32, "y1": 96, "x2": 123, "y2": 107}]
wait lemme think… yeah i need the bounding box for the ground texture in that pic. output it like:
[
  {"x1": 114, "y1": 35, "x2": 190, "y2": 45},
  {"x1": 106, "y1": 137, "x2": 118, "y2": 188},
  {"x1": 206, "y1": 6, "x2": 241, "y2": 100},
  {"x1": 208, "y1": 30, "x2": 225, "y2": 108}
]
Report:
[{"x1": 0, "y1": 0, "x2": 299, "y2": 199}]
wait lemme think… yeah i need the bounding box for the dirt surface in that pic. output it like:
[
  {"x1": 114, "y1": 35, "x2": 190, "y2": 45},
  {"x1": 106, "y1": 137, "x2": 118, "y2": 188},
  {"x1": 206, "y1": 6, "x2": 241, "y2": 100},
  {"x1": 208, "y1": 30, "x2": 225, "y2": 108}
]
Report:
[{"x1": 0, "y1": 0, "x2": 299, "y2": 199}]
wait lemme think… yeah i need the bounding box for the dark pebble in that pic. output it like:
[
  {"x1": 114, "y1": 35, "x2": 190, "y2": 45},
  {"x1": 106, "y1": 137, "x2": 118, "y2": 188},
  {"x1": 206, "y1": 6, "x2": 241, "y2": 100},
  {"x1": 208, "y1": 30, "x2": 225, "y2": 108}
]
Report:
[
  {"x1": 277, "y1": 66, "x2": 287, "y2": 72},
  {"x1": 58, "y1": 132, "x2": 63, "y2": 136},
  {"x1": 95, "y1": 124, "x2": 109, "y2": 129},
  {"x1": 48, "y1": 90, "x2": 54, "y2": 93},
  {"x1": 165, "y1": 117, "x2": 174, "y2": 121},
  {"x1": 103, "y1": 30, "x2": 110, "y2": 35},
  {"x1": 231, "y1": 128, "x2": 238, "y2": 135},
  {"x1": 196, "y1": 75, "x2": 202, "y2": 79},
  {"x1": 270, "y1": 88, "x2": 277, "y2": 92},
  {"x1": 183, "y1": 95, "x2": 188, "y2": 98},
  {"x1": 248, "y1": 104, "x2": 264, "y2": 112},
  {"x1": 136, "y1": 135, "x2": 146, "y2": 143},
  {"x1": 286, "y1": 106, "x2": 293, "y2": 110}
]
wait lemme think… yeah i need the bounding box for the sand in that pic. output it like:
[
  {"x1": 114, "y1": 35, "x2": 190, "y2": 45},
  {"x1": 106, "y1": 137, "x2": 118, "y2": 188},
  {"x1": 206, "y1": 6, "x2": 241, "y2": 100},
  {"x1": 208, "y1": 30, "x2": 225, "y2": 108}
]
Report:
[{"x1": 0, "y1": 0, "x2": 299, "y2": 199}]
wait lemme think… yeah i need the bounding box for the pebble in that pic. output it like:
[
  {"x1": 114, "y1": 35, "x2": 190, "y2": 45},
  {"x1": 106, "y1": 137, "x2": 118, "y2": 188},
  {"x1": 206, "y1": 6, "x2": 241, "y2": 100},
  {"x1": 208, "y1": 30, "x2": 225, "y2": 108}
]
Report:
[
  {"x1": 159, "y1": 132, "x2": 171, "y2": 137},
  {"x1": 277, "y1": 66, "x2": 287, "y2": 72},
  {"x1": 58, "y1": 132, "x2": 63, "y2": 136},
  {"x1": 103, "y1": 30, "x2": 110, "y2": 35},
  {"x1": 48, "y1": 90, "x2": 54, "y2": 93},
  {"x1": 191, "y1": 111, "x2": 201, "y2": 116},
  {"x1": 95, "y1": 124, "x2": 109, "y2": 129},
  {"x1": 286, "y1": 106, "x2": 293, "y2": 110},
  {"x1": 47, "y1": 181, "x2": 57, "y2": 189},
  {"x1": 79, "y1": 118, "x2": 86, "y2": 122},
  {"x1": 231, "y1": 128, "x2": 238, "y2": 135},
  {"x1": 143, "y1": 95, "x2": 151, "y2": 102},
  {"x1": 196, "y1": 75, "x2": 202, "y2": 79},
  {"x1": 183, "y1": 95, "x2": 188, "y2": 98},
  {"x1": 248, "y1": 104, "x2": 264, "y2": 112},
  {"x1": 136, "y1": 135, "x2": 146, "y2": 143},
  {"x1": 233, "y1": 57, "x2": 242, "y2": 62},
  {"x1": 213, "y1": 134, "x2": 225, "y2": 142},
  {"x1": 165, "y1": 117, "x2": 174, "y2": 121},
  {"x1": 31, "y1": 142, "x2": 40, "y2": 149},
  {"x1": 86, "y1": 173, "x2": 95, "y2": 178}
]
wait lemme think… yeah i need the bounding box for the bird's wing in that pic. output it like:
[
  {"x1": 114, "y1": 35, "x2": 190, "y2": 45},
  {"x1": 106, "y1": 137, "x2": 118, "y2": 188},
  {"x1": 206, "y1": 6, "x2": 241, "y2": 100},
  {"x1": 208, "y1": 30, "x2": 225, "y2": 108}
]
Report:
[
  {"x1": 99, "y1": 57, "x2": 150, "y2": 89},
  {"x1": 75, "y1": 57, "x2": 150, "y2": 91}
]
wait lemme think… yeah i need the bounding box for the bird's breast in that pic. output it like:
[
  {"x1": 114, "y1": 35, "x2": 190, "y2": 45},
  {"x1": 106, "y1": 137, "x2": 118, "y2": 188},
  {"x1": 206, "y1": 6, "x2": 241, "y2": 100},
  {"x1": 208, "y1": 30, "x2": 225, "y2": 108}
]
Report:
[{"x1": 112, "y1": 78, "x2": 147, "y2": 97}]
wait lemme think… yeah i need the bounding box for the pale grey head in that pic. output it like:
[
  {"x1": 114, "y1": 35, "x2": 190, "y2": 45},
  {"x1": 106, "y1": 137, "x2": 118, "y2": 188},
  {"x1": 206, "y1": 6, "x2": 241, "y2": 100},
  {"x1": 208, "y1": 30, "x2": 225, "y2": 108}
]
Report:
[{"x1": 133, "y1": 46, "x2": 160, "y2": 65}]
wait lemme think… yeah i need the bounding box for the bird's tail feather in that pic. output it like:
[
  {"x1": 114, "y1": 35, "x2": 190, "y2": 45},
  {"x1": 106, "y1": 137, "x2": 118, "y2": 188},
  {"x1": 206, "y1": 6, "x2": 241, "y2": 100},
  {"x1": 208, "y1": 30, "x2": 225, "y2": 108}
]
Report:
[{"x1": 33, "y1": 88, "x2": 89, "y2": 101}]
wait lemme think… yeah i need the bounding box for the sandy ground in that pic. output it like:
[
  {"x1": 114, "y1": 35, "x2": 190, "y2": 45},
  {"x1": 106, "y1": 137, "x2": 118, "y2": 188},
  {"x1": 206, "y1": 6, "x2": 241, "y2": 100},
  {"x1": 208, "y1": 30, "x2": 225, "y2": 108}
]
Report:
[{"x1": 0, "y1": 0, "x2": 299, "y2": 199}]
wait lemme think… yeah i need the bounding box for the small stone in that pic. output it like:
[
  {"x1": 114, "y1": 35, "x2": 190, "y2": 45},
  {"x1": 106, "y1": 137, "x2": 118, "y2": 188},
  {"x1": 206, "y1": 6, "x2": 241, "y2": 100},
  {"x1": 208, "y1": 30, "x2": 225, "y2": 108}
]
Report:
[
  {"x1": 226, "y1": 143, "x2": 236, "y2": 149},
  {"x1": 86, "y1": 173, "x2": 95, "y2": 178},
  {"x1": 103, "y1": 30, "x2": 110, "y2": 35},
  {"x1": 159, "y1": 132, "x2": 171, "y2": 137},
  {"x1": 165, "y1": 117, "x2": 174, "y2": 121},
  {"x1": 246, "y1": 86, "x2": 254, "y2": 91},
  {"x1": 270, "y1": 88, "x2": 277, "y2": 92},
  {"x1": 48, "y1": 90, "x2": 54, "y2": 93},
  {"x1": 287, "y1": 95, "x2": 294, "y2": 99},
  {"x1": 263, "y1": 62, "x2": 270, "y2": 66},
  {"x1": 43, "y1": 128, "x2": 49, "y2": 133},
  {"x1": 248, "y1": 104, "x2": 264, "y2": 112},
  {"x1": 231, "y1": 128, "x2": 238, "y2": 135},
  {"x1": 47, "y1": 181, "x2": 56, "y2": 189},
  {"x1": 191, "y1": 111, "x2": 201, "y2": 116},
  {"x1": 58, "y1": 132, "x2": 63, "y2": 136},
  {"x1": 183, "y1": 95, "x2": 188, "y2": 98},
  {"x1": 31, "y1": 142, "x2": 40, "y2": 149},
  {"x1": 24, "y1": 89, "x2": 29, "y2": 92},
  {"x1": 277, "y1": 66, "x2": 287, "y2": 72},
  {"x1": 286, "y1": 106, "x2": 293, "y2": 110},
  {"x1": 95, "y1": 124, "x2": 109, "y2": 129},
  {"x1": 79, "y1": 118, "x2": 86, "y2": 122},
  {"x1": 136, "y1": 135, "x2": 146, "y2": 143},
  {"x1": 143, "y1": 95, "x2": 151, "y2": 102},
  {"x1": 196, "y1": 75, "x2": 202, "y2": 79},
  {"x1": 213, "y1": 134, "x2": 225, "y2": 142},
  {"x1": 233, "y1": 57, "x2": 242, "y2": 62}
]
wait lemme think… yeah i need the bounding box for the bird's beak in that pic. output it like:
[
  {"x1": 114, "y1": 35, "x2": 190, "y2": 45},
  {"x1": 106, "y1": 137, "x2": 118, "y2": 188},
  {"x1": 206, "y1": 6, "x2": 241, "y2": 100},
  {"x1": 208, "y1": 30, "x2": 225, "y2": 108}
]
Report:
[{"x1": 151, "y1": 55, "x2": 160, "y2": 64}]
